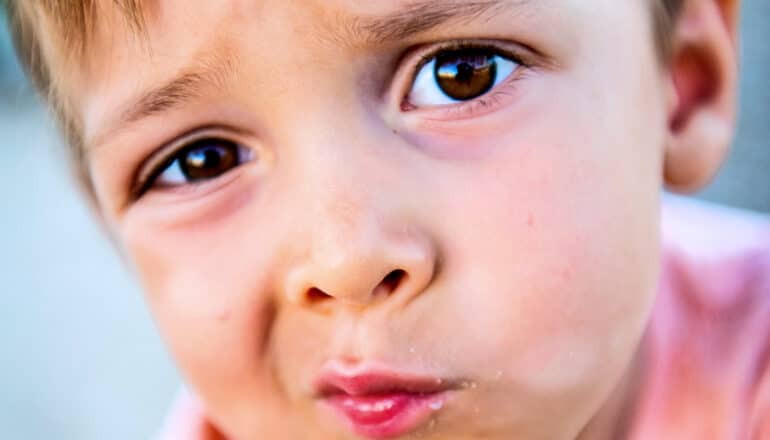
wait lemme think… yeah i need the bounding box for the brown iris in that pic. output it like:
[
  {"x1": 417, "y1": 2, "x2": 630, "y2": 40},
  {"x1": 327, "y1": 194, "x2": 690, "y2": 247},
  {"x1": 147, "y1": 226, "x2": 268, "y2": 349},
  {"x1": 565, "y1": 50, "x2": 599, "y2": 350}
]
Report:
[
  {"x1": 435, "y1": 49, "x2": 498, "y2": 100},
  {"x1": 180, "y1": 139, "x2": 239, "y2": 181}
]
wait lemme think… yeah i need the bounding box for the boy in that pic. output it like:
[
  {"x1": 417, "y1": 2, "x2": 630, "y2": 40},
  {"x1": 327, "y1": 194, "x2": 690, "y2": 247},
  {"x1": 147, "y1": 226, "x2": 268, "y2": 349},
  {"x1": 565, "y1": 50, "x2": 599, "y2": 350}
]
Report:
[{"x1": 4, "y1": 0, "x2": 768, "y2": 439}]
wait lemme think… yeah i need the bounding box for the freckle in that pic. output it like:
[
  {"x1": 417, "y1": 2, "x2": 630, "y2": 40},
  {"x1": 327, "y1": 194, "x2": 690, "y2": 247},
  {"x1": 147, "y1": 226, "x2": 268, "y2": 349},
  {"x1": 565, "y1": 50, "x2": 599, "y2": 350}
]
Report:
[{"x1": 392, "y1": 129, "x2": 399, "y2": 134}]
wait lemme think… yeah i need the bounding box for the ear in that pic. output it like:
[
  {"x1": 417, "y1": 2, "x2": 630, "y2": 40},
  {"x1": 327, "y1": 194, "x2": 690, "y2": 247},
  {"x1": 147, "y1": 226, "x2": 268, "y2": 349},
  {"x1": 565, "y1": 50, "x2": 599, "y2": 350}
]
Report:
[{"x1": 663, "y1": 0, "x2": 740, "y2": 192}]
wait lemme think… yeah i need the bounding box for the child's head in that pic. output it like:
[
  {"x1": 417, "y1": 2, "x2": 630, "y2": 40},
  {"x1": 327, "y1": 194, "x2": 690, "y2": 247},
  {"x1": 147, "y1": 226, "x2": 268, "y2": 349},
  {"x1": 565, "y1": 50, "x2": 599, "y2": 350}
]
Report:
[{"x1": 6, "y1": 0, "x2": 739, "y2": 438}]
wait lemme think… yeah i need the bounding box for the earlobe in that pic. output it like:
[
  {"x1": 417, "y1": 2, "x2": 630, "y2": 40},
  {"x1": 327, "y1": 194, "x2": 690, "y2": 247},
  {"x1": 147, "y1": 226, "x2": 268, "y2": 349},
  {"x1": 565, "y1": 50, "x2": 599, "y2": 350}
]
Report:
[{"x1": 663, "y1": 0, "x2": 740, "y2": 193}]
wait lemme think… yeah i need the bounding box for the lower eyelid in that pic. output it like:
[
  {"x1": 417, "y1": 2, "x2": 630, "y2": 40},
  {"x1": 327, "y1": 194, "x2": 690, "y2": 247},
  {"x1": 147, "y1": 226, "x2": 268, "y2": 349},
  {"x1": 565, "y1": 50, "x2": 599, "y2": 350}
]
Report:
[
  {"x1": 138, "y1": 165, "x2": 249, "y2": 203},
  {"x1": 406, "y1": 69, "x2": 527, "y2": 121}
]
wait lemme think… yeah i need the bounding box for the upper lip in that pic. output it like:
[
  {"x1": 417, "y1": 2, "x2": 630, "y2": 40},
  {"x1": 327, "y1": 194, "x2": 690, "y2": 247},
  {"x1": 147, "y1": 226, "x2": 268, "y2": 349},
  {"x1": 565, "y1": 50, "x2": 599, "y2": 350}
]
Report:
[{"x1": 314, "y1": 362, "x2": 455, "y2": 397}]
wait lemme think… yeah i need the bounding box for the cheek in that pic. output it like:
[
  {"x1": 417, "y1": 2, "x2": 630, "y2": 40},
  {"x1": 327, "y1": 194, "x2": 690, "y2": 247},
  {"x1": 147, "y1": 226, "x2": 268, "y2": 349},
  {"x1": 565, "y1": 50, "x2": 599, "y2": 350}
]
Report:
[
  {"x1": 426, "y1": 76, "x2": 663, "y2": 395},
  {"x1": 445, "y1": 223, "x2": 656, "y2": 387},
  {"x1": 117, "y1": 205, "x2": 283, "y2": 413}
]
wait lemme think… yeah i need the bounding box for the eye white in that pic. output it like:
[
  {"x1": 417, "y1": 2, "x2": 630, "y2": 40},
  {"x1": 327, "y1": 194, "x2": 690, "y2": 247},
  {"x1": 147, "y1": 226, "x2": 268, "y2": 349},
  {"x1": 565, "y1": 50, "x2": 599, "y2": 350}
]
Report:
[
  {"x1": 407, "y1": 55, "x2": 518, "y2": 107},
  {"x1": 156, "y1": 159, "x2": 186, "y2": 186}
]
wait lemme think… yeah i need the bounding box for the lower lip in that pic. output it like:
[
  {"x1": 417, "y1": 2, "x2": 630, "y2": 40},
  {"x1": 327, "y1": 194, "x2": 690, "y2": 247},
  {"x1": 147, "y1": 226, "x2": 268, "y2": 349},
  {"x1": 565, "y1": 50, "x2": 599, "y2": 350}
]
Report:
[{"x1": 323, "y1": 392, "x2": 445, "y2": 439}]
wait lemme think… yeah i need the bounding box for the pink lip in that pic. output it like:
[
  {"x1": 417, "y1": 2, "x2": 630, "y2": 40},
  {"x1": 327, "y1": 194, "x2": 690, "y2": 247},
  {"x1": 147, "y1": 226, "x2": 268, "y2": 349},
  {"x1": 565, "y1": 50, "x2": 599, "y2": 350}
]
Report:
[{"x1": 315, "y1": 364, "x2": 454, "y2": 439}]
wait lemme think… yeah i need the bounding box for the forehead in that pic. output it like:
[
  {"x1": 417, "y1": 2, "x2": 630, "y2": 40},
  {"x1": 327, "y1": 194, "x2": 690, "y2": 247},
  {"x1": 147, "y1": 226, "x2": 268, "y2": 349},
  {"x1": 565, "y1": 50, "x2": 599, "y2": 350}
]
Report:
[
  {"x1": 76, "y1": 0, "x2": 643, "y2": 149},
  {"x1": 86, "y1": 0, "x2": 548, "y2": 76}
]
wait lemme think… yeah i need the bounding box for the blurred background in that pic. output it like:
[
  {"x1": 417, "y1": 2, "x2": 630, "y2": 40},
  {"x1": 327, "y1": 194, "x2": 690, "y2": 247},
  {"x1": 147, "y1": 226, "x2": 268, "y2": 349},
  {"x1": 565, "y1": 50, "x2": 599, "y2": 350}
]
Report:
[
  {"x1": 1, "y1": 3, "x2": 768, "y2": 439},
  {"x1": 0, "y1": 9, "x2": 179, "y2": 440}
]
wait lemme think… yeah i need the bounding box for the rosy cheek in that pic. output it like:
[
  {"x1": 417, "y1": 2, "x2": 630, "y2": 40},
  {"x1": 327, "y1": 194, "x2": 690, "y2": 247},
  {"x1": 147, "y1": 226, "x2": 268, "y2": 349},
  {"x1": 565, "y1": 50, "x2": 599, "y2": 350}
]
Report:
[
  {"x1": 430, "y1": 116, "x2": 653, "y2": 378},
  {"x1": 501, "y1": 206, "x2": 656, "y2": 396},
  {"x1": 117, "y1": 204, "x2": 277, "y2": 375}
]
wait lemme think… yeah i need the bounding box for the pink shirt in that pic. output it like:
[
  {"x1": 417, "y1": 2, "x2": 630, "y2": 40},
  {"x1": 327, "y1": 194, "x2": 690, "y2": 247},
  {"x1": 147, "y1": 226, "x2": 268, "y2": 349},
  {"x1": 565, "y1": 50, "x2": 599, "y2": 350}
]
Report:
[{"x1": 630, "y1": 196, "x2": 770, "y2": 439}]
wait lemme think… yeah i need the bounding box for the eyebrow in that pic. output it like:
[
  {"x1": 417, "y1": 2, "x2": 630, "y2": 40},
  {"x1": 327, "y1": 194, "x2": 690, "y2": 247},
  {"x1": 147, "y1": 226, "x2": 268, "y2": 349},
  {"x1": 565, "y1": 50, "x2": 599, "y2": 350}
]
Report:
[
  {"x1": 121, "y1": 57, "x2": 236, "y2": 127},
  {"x1": 90, "y1": 0, "x2": 519, "y2": 149},
  {"x1": 89, "y1": 55, "x2": 237, "y2": 149},
  {"x1": 351, "y1": 0, "x2": 514, "y2": 44}
]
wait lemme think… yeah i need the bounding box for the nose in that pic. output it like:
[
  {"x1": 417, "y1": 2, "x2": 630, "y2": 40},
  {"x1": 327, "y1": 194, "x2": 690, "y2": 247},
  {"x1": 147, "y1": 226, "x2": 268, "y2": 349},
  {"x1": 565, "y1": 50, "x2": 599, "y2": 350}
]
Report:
[
  {"x1": 283, "y1": 214, "x2": 438, "y2": 309},
  {"x1": 280, "y1": 144, "x2": 437, "y2": 309},
  {"x1": 273, "y1": 83, "x2": 439, "y2": 310}
]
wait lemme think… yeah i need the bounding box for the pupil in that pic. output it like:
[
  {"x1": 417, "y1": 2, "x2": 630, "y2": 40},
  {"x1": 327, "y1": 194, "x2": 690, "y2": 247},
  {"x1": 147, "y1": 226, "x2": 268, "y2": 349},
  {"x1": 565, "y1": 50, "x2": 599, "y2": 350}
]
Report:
[
  {"x1": 188, "y1": 149, "x2": 220, "y2": 168},
  {"x1": 181, "y1": 140, "x2": 238, "y2": 181},
  {"x1": 455, "y1": 62, "x2": 475, "y2": 83},
  {"x1": 435, "y1": 50, "x2": 498, "y2": 101}
]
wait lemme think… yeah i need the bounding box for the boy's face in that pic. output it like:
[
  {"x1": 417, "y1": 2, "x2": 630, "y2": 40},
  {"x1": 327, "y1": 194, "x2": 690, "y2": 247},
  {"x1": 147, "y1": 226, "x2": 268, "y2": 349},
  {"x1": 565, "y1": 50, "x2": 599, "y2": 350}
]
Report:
[{"x1": 79, "y1": 0, "x2": 667, "y2": 438}]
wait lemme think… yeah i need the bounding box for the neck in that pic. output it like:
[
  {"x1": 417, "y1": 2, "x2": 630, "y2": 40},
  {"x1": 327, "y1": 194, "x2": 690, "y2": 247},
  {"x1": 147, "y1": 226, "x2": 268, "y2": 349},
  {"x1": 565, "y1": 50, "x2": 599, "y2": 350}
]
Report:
[{"x1": 576, "y1": 334, "x2": 651, "y2": 440}]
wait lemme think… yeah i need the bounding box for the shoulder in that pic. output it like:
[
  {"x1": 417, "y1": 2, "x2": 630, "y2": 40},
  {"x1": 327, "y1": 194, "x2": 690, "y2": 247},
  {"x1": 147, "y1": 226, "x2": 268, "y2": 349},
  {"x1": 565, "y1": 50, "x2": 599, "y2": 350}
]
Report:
[
  {"x1": 660, "y1": 195, "x2": 770, "y2": 322},
  {"x1": 660, "y1": 195, "x2": 770, "y2": 323},
  {"x1": 156, "y1": 389, "x2": 228, "y2": 440},
  {"x1": 661, "y1": 194, "x2": 770, "y2": 261},
  {"x1": 655, "y1": 195, "x2": 770, "y2": 438}
]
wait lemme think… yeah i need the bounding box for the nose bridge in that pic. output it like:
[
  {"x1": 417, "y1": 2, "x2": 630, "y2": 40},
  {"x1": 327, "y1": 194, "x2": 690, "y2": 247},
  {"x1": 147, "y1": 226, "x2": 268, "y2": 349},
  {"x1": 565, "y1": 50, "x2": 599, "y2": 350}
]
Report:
[
  {"x1": 294, "y1": 94, "x2": 394, "y2": 249},
  {"x1": 300, "y1": 111, "x2": 379, "y2": 244}
]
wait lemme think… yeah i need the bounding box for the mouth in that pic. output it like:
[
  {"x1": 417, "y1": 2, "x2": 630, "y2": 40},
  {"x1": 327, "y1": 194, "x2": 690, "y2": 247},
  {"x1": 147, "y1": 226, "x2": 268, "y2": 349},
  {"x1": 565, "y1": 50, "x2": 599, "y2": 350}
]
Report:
[{"x1": 314, "y1": 363, "x2": 457, "y2": 439}]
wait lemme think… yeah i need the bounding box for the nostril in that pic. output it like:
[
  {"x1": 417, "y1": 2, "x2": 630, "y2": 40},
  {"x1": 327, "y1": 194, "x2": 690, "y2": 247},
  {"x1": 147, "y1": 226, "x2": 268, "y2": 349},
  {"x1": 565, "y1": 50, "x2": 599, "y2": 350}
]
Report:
[
  {"x1": 378, "y1": 269, "x2": 407, "y2": 296},
  {"x1": 307, "y1": 287, "x2": 333, "y2": 304},
  {"x1": 303, "y1": 270, "x2": 408, "y2": 305}
]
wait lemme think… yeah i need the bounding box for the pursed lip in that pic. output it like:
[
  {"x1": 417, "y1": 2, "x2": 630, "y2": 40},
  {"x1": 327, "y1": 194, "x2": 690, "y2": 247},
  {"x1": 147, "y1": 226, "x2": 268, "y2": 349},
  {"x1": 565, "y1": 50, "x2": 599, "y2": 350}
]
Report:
[
  {"x1": 314, "y1": 367, "x2": 452, "y2": 397},
  {"x1": 314, "y1": 362, "x2": 459, "y2": 439}
]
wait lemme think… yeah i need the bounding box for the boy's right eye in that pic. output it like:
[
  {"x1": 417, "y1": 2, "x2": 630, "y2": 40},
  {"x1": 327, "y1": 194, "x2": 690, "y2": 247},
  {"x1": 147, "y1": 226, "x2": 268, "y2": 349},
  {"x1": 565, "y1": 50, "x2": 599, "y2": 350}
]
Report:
[{"x1": 136, "y1": 137, "x2": 253, "y2": 197}]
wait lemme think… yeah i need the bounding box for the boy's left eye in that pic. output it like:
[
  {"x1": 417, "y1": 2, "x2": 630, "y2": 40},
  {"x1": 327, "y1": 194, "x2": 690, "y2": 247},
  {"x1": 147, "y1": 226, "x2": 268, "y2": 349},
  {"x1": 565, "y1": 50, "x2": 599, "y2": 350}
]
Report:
[{"x1": 407, "y1": 47, "x2": 519, "y2": 107}]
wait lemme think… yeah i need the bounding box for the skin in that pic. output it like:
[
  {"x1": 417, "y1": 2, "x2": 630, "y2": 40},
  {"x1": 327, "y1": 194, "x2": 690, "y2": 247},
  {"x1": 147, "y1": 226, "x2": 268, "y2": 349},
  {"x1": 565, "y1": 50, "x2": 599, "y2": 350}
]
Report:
[{"x1": 56, "y1": 0, "x2": 739, "y2": 438}]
